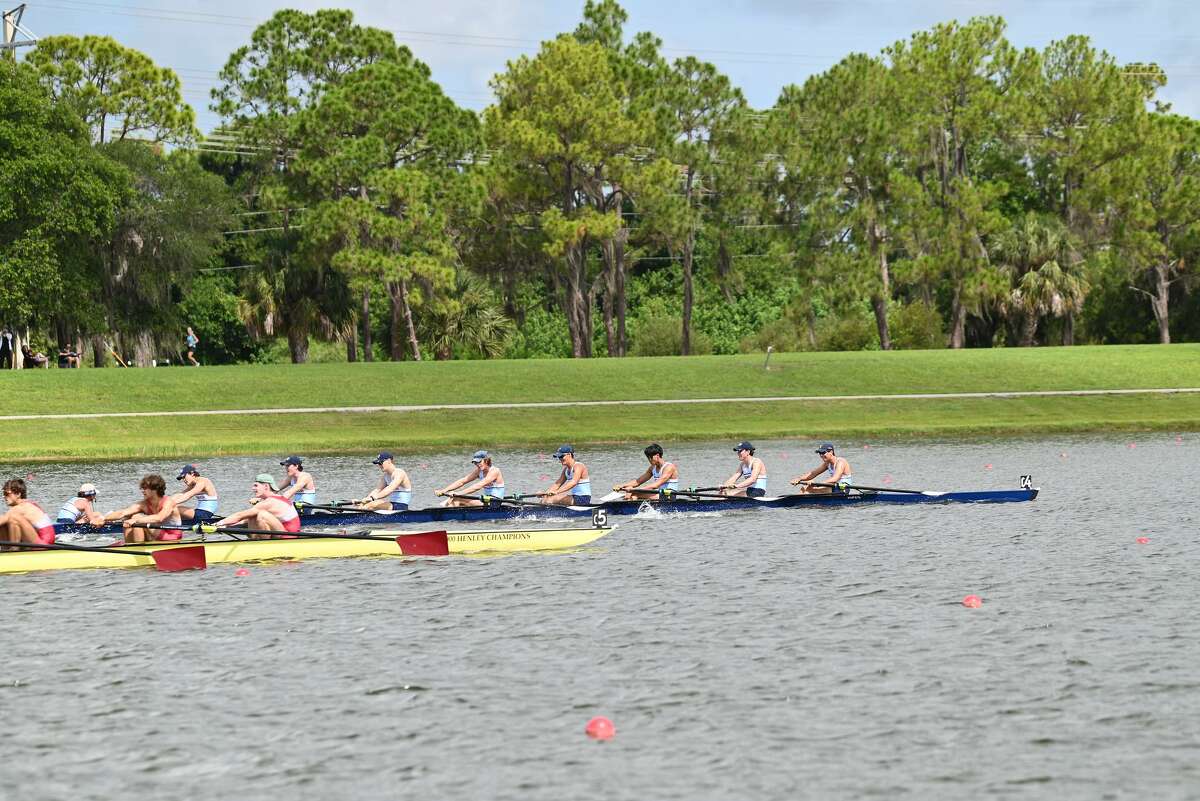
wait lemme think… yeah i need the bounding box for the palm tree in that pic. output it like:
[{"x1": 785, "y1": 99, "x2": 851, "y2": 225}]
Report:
[
  {"x1": 417, "y1": 273, "x2": 514, "y2": 360},
  {"x1": 992, "y1": 213, "x2": 1089, "y2": 346}
]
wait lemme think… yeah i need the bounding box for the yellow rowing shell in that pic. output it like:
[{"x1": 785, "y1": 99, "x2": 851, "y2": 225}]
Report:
[{"x1": 0, "y1": 526, "x2": 614, "y2": 574}]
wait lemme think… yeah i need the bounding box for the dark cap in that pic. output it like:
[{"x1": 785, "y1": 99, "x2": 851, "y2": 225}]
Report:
[
  {"x1": 280, "y1": 455, "x2": 304, "y2": 467},
  {"x1": 471, "y1": 450, "x2": 489, "y2": 464},
  {"x1": 554, "y1": 444, "x2": 575, "y2": 459},
  {"x1": 815, "y1": 443, "x2": 836, "y2": 454},
  {"x1": 371, "y1": 452, "x2": 394, "y2": 465},
  {"x1": 733, "y1": 441, "x2": 755, "y2": 453},
  {"x1": 176, "y1": 464, "x2": 199, "y2": 480}
]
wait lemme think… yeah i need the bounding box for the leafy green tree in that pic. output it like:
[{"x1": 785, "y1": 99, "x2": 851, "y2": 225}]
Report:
[
  {"x1": 992, "y1": 212, "x2": 1088, "y2": 345},
  {"x1": 418, "y1": 273, "x2": 514, "y2": 360},
  {"x1": 26, "y1": 35, "x2": 196, "y2": 145}
]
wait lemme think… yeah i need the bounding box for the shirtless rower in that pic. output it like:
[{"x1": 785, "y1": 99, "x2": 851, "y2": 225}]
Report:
[
  {"x1": 278, "y1": 456, "x2": 318, "y2": 507},
  {"x1": 791, "y1": 443, "x2": 853, "y2": 493},
  {"x1": 56, "y1": 483, "x2": 105, "y2": 526},
  {"x1": 102, "y1": 474, "x2": 182, "y2": 543},
  {"x1": 355, "y1": 453, "x2": 412, "y2": 511},
  {"x1": 720, "y1": 441, "x2": 768, "y2": 498},
  {"x1": 436, "y1": 450, "x2": 505, "y2": 507},
  {"x1": 215, "y1": 474, "x2": 301, "y2": 539},
  {"x1": 540, "y1": 445, "x2": 591, "y2": 505},
  {"x1": 172, "y1": 464, "x2": 220, "y2": 522},
  {"x1": 616, "y1": 443, "x2": 680, "y2": 499},
  {"x1": 0, "y1": 478, "x2": 58, "y2": 547}
]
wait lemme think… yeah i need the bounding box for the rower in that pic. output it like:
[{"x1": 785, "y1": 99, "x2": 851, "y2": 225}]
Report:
[
  {"x1": 720, "y1": 440, "x2": 768, "y2": 498},
  {"x1": 540, "y1": 445, "x2": 591, "y2": 505},
  {"x1": 278, "y1": 455, "x2": 317, "y2": 507},
  {"x1": 356, "y1": 452, "x2": 412, "y2": 511},
  {"x1": 791, "y1": 443, "x2": 853, "y2": 493},
  {"x1": 616, "y1": 443, "x2": 679, "y2": 499},
  {"x1": 56, "y1": 483, "x2": 105, "y2": 526},
  {"x1": 172, "y1": 464, "x2": 219, "y2": 522},
  {"x1": 102, "y1": 474, "x2": 182, "y2": 543},
  {"x1": 0, "y1": 478, "x2": 58, "y2": 547},
  {"x1": 215, "y1": 474, "x2": 301, "y2": 538},
  {"x1": 436, "y1": 450, "x2": 505, "y2": 507}
]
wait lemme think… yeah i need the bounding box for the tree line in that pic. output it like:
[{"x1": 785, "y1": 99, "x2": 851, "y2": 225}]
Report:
[{"x1": 2, "y1": 2, "x2": 1198, "y2": 366}]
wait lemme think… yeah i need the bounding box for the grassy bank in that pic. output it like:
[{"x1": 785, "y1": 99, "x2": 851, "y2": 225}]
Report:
[{"x1": 0, "y1": 345, "x2": 1196, "y2": 462}]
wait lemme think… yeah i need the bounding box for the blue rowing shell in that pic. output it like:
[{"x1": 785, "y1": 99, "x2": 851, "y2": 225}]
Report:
[{"x1": 52, "y1": 487, "x2": 1038, "y2": 536}]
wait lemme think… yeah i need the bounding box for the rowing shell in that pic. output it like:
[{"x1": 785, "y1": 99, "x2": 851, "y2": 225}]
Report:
[{"x1": 0, "y1": 525, "x2": 614, "y2": 574}]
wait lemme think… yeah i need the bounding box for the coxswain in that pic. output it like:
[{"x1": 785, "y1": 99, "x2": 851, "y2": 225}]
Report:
[
  {"x1": 436, "y1": 450, "x2": 505, "y2": 507},
  {"x1": 102, "y1": 474, "x2": 181, "y2": 543},
  {"x1": 540, "y1": 445, "x2": 591, "y2": 505},
  {"x1": 56, "y1": 483, "x2": 105, "y2": 526},
  {"x1": 0, "y1": 478, "x2": 58, "y2": 547},
  {"x1": 616, "y1": 443, "x2": 680, "y2": 499},
  {"x1": 355, "y1": 453, "x2": 412, "y2": 511},
  {"x1": 791, "y1": 443, "x2": 853, "y2": 493},
  {"x1": 278, "y1": 455, "x2": 318, "y2": 507},
  {"x1": 215, "y1": 474, "x2": 301, "y2": 538},
  {"x1": 172, "y1": 464, "x2": 220, "y2": 522},
  {"x1": 720, "y1": 440, "x2": 768, "y2": 498}
]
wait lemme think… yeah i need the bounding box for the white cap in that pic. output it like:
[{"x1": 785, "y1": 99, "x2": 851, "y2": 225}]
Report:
[{"x1": 78, "y1": 483, "x2": 98, "y2": 496}]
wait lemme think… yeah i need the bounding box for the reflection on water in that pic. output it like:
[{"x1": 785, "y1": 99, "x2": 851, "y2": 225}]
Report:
[{"x1": 1, "y1": 434, "x2": 1197, "y2": 799}]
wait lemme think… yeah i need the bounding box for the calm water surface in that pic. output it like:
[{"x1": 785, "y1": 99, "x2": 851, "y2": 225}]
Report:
[{"x1": 2, "y1": 436, "x2": 1198, "y2": 800}]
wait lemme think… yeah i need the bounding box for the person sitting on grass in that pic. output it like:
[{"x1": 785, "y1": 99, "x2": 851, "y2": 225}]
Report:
[{"x1": 215, "y1": 474, "x2": 301, "y2": 539}]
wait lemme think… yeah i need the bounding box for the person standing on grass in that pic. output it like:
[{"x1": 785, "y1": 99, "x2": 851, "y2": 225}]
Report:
[
  {"x1": 791, "y1": 443, "x2": 853, "y2": 493},
  {"x1": 0, "y1": 329, "x2": 14, "y2": 369},
  {"x1": 720, "y1": 441, "x2": 768, "y2": 498},
  {"x1": 172, "y1": 464, "x2": 220, "y2": 522},
  {"x1": 185, "y1": 326, "x2": 200, "y2": 366},
  {"x1": 540, "y1": 445, "x2": 592, "y2": 505},
  {"x1": 437, "y1": 451, "x2": 506, "y2": 507},
  {"x1": 278, "y1": 456, "x2": 318, "y2": 507},
  {"x1": 355, "y1": 453, "x2": 411, "y2": 511},
  {"x1": 101, "y1": 475, "x2": 182, "y2": 543},
  {"x1": 616, "y1": 443, "x2": 680, "y2": 499},
  {"x1": 0, "y1": 479, "x2": 58, "y2": 546}
]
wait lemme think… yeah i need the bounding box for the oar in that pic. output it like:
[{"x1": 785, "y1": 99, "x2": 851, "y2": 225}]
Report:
[
  {"x1": 795, "y1": 480, "x2": 945, "y2": 497},
  {"x1": 189, "y1": 524, "x2": 450, "y2": 557},
  {"x1": 295, "y1": 501, "x2": 370, "y2": 513},
  {"x1": 441, "y1": 492, "x2": 545, "y2": 508},
  {"x1": 0, "y1": 540, "x2": 206, "y2": 572}
]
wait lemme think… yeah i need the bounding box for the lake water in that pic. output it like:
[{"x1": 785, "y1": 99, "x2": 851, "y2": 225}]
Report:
[{"x1": 2, "y1": 435, "x2": 1198, "y2": 800}]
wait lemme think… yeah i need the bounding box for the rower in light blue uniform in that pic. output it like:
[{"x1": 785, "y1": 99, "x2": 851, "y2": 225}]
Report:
[
  {"x1": 721, "y1": 440, "x2": 768, "y2": 498},
  {"x1": 617, "y1": 443, "x2": 680, "y2": 499},
  {"x1": 56, "y1": 483, "x2": 104, "y2": 526},
  {"x1": 542, "y1": 445, "x2": 591, "y2": 505},
  {"x1": 792, "y1": 443, "x2": 853, "y2": 493},
  {"x1": 358, "y1": 453, "x2": 412, "y2": 511},
  {"x1": 438, "y1": 450, "x2": 506, "y2": 507},
  {"x1": 278, "y1": 455, "x2": 318, "y2": 506},
  {"x1": 173, "y1": 464, "x2": 220, "y2": 522}
]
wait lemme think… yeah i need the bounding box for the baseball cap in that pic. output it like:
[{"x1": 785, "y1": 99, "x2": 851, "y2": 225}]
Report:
[
  {"x1": 176, "y1": 464, "x2": 199, "y2": 480},
  {"x1": 471, "y1": 450, "x2": 489, "y2": 464},
  {"x1": 554, "y1": 444, "x2": 574, "y2": 459},
  {"x1": 78, "y1": 483, "x2": 97, "y2": 497},
  {"x1": 280, "y1": 455, "x2": 304, "y2": 467},
  {"x1": 815, "y1": 443, "x2": 836, "y2": 454},
  {"x1": 371, "y1": 452, "x2": 394, "y2": 465},
  {"x1": 253, "y1": 473, "x2": 278, "y2": 491},
  {"x1": 733, "y1": 441, "x2": 754, "y2": 453}
]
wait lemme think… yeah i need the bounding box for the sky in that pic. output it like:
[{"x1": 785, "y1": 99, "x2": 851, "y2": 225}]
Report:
[{"x1": 12, "y1": 0, "x2": 1200, "y2": 134}]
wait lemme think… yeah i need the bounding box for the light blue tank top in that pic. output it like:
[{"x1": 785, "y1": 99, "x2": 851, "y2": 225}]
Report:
[
  {"x1": 826, "y1": 462, "x2": 853, "y2": 486},
  {"x1": 57, "y1": 498, "x2": 85, "y2": 522},
  {"x1": 479, "y1": 467, "x2": 505, "y2": 498},
  {"x1": 651, "y1": 463, "x2": 679, "y2": 491},
  {"x1": 288, "y1": 476, "x2": 316, "y2": 505},
  {"x1": 384, "y1": 469, "x2": 411, "y2": 505},
  {"x1": 565, "y1": 465, "x2": 591, "y2": 497},
  {"x1": 192, "y1": 492, "x2": 219, "y2": 514},
  {"x1": 741, "y1": 460, "x2": 768, "y2": 491}
]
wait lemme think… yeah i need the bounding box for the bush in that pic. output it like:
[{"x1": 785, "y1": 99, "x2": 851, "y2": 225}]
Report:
[
  {"x1": 629, "y1": 316, "x2": 713, "y2": 356},
  {"x1": 738, "y1": 313, "x2": 809, "y2": 353},
  {"x1": 815, "y1": 313, "x2": 879, "y2": 351},
  {"x1": 503, "y1": 306, "x2": 573, "y2": 358},
  {"x1": 888, "y1": 302, "x2": 945, "y2": 349}
]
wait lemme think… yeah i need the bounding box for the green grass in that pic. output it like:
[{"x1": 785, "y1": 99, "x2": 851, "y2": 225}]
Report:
[
  {"x1": 0, "y1": 344, "x2": 1197, "y2": 415},
  {"x1": 0, "y1": 344, "x2": 1197, "y2": 462}
]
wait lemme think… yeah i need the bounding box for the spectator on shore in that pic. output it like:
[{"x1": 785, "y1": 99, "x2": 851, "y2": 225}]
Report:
[
  {"x1": 0, "y1": 328, "x2": 13, "y2": 369},
  {"x1": 185, "y1": 326, "x2": 200, "y2": 366},
  {"x1": 57, "y1": 346, "x2": 79, "y2": 369},
  {"x1": 21, "y1": 345, "x2": 48, "y2": 369}
]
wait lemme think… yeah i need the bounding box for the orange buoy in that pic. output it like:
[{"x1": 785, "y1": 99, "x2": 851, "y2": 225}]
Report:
[
  {"x1": 585, "y1": 716, "x2": 615, "y2": 740},
  {"x1": 1136, "y1": 536, "x2": 1150, "y2": 545},
  {"x1": 234, "y1": 568, "x2": 250, "y2": 577},
  {"x1": 962, "y1": 595, "x2": 982, "y2": 608}
]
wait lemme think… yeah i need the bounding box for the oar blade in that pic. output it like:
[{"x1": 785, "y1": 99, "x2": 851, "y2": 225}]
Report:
[
  {"x1": 151, "y1": 545, "x2": 207, "y2": 572},
  {"x1": 396, "y1": 530, "x2": 450, "y2": 557}
]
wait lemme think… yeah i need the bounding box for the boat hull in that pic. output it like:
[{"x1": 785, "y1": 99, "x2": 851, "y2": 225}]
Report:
[{"x1": 0, "y1": 526, "x2": 613, "y2": 574}]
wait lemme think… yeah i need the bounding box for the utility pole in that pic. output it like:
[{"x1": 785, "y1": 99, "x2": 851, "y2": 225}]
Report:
[{"x1": 2, "y1": 4, "x2": 38, "y2": 58}]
